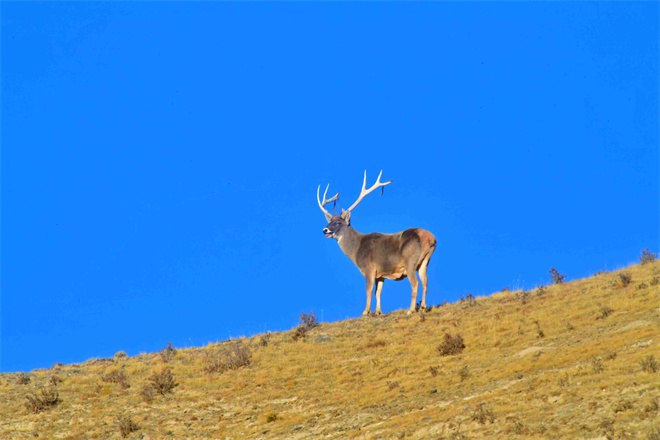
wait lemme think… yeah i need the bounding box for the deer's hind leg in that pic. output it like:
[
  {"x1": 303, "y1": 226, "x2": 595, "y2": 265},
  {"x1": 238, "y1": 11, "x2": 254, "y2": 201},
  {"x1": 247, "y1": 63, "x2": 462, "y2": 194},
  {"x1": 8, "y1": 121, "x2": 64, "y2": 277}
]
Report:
[
  {"x1": 374, "y1": 278, "x2": 384, "y2": 315},
  {"x1": 418, "y1": 254, "x2": 432, "y2": 309},
  {"x1": 406, "y1": 263, "x2": 419, "y2": 315}
]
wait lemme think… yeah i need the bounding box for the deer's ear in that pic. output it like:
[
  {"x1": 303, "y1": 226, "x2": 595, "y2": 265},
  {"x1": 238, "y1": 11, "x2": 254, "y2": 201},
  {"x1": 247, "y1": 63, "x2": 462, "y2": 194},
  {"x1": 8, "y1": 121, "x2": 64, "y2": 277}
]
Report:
[{"x1": 340, "y1": 209, "x2": 351, "y2": 223}]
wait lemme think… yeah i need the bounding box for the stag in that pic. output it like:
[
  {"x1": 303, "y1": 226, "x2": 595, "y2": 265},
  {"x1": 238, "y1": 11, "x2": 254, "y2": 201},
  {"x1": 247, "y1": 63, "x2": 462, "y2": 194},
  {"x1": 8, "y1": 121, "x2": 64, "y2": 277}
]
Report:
[{"x1": 317, "y1": 171, "x2": 436, "y2": 316}]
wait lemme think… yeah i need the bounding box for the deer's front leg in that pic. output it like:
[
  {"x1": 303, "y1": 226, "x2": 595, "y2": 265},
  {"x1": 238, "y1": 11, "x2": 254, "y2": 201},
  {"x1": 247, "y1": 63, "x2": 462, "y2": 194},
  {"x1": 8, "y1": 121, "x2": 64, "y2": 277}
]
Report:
[{"x1": 362, "y1": 273, "x2": 375, "y2": 316}]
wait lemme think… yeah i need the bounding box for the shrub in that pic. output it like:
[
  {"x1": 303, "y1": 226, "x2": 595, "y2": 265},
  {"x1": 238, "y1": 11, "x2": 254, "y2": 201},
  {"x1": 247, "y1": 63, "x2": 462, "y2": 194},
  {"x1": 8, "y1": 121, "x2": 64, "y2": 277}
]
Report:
[
  {"x1": 292, "y1": 311, "x2": 319, "y2": 341},
  {"x1": 102, "y1": 369, "x2": 130, "y2": 389},
  {"x1": 640, "y1": 355, "x2": 659, "y2": 373},
  {"x1": 115, "y1": 414, "x2": 139, "y2": 438},
  {"x1": 139, "y1": 385, "x2": 155, "y2": 404},
  {"x1": 640, "y1": 248, "x2": 658, "y2": 265},
  {"x1": 206, "y1": 340, "x2": 252, "y2": 373},
  {"x1": 617, "y1": 272, "x2": 633, "y2": 288},
  {"x1": 549, "y1": 268, "x2": 566, "y2": 284},
  {"x1": 459, "y1": 293, "x2": 476, "y2": 307},
  {"x1": 25, "y1": 387, "x2": 59, "y2": 413},
  {"x1": 266, "y1": 412, "x2": 278, "y2": 422},
  {"x1": 148, "y1": 368, "x2": 178, "y2": 395},
  {"x1": 114, "y1": 351, "x2": 128, "y2": 360},
  {"x1": 437, "y1": 333, "x2": 465, "y2": 356},
  {"x1": 650, "y1": 276, "x2": 660, "y2": 286},
  {"x1": 429, "y1": 366, "x2": 439, "y2": 377},
  {"x1": 16, "y1": 373, "x2": 30, "y2": 385},
  {"x1": 159, "y1": 342, "x2": 178, "y2": 362}
]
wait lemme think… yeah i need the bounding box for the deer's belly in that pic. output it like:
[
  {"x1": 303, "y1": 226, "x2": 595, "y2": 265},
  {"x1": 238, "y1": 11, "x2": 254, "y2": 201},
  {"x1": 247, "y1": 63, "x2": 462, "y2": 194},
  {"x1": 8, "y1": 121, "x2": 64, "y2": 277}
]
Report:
[{"x1": 379, "y1": 266, "x2": 408, "y2": 281}]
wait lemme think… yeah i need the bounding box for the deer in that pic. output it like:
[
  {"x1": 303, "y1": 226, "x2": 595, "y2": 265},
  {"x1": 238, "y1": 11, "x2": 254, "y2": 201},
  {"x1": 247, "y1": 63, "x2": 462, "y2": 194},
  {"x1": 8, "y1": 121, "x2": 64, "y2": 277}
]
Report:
[{"x1": 317, "y1": 171, "x2": 436, "y2": 316}]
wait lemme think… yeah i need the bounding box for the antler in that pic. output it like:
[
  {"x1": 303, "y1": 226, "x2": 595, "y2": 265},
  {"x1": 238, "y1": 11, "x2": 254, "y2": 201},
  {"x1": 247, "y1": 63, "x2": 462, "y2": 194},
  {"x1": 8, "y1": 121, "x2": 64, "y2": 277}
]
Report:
[
  {"x1": 346, "y1": 170, "x2": 392, "y2": 212},
  {"x1": 317, "y1": 184, "x2": 340, "y2": 220}
]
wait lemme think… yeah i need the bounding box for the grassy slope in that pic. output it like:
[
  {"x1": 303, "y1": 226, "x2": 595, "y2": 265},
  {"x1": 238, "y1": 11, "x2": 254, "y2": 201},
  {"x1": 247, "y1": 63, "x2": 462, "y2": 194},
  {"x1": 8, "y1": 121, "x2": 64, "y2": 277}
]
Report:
[{"x1": 1, "y1": 261, "x2": 659, "y2": 440}]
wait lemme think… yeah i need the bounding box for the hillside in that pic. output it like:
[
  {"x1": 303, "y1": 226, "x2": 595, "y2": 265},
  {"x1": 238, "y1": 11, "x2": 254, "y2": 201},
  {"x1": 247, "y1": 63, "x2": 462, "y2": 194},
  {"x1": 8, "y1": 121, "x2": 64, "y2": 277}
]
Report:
[{"x1": 1, "y1": 261, "x2": 659, "y2": 440}]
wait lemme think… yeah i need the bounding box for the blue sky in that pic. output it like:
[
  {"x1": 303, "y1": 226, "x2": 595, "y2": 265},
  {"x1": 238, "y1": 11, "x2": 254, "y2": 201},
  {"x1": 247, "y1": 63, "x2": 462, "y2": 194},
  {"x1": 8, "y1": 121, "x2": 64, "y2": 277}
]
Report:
[{"x1": 2, "y1": 2, "x2": 658, "y2": 373}]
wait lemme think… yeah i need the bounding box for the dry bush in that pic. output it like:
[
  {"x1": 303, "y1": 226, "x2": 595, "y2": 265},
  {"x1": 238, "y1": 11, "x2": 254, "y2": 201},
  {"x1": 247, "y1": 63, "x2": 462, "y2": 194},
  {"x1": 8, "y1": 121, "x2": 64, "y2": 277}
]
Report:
[
  {"x1": 437, "y1": 333, "x2": 465, "y2": 356},
  {"x1": 639, "y1": 248, "x2": 658, "y2": 264},
  {"x1": 115, "y1": 414, "x2": 139, "y2": 438},
  {"x1": 206, "y1": 340, "x2": 252, "y2": 374},
  {"x1": 148, "y1": 368, "x2": 178, "y2": 395},
  {"x1": 459, "y1": 293, "x2": 476, "y2": 307},
  {"x1": 429, "y1": 366, "x2": 439, "y2": 377},
  {"x1": 549, "y1": 267, "x2": 566, "y2": 284},
  {"x1": 114, "y1": 351, "x2": 128, "y2": 360},
  {"x1": 25, "y1": 387, "x2": 59, "y2": 413},
  {"x1": 139, "y1": 385, "x2": 155, "y2": 404},
  {"x1": 640, "y1": 355, "x2": 659, "y2": 373},
  {"x1": 650, "y1": 276, "x2": 660, "y2": 286},
  {"x1": 102, "y1": 369, "x2": 130, "y2": 389},
  {"x1": 616, "y1": 272, "x2": 633, "y2": 288},
  {"x1": 292, "y1": 311, "x2": 319, "y2": 341},
  {"x1": 259, "y1": 332, "x2": 271, "y2": 347},
  {"x1": 16, "y1": 373, "x2": 30, "y2": 385},
  {"x1": 159, "y1": 342, "x2": 178, "y2": 362}
]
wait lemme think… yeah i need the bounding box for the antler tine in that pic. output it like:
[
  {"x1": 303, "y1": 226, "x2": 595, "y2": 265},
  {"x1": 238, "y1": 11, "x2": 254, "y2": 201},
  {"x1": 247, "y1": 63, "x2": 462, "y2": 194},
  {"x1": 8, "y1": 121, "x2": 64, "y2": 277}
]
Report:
[
  {"x1": 317, "y1": 184, "x2": 340, "y2": 218},
  {"x1": 347, "y1": 170, "x2": 392, "y2": 212}
]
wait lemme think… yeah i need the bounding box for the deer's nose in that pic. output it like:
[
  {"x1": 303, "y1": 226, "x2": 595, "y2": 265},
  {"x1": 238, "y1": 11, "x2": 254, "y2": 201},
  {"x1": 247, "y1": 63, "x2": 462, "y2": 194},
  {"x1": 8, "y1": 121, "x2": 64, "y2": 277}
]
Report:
[{"x1": 323, "y1": 228, "x2": 330, "y2": 234}]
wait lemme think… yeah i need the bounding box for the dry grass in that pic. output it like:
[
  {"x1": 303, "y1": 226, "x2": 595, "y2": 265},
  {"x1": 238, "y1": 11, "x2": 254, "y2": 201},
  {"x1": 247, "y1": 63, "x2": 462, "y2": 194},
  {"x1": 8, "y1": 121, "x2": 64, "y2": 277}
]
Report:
[{"x1": 2, "y1": 261, "x2": 659, "y2": 439}]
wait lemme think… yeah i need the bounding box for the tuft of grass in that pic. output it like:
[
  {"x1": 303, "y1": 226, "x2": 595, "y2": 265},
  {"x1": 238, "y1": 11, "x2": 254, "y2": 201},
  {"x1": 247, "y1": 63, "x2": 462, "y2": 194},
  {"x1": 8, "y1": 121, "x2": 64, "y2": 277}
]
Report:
[
  {"x1": 148, "y1": 368, "x2": 178, "y2": 395},
  {"x1": 472, "y1": 403, "x2": 495, "y2": 424},
  {"x1": 457, "y1": 365, "x2": 470, "y2": 382},
  {"x1": 591, "y1": 358, "x2": 605, "y2": 374},
  {"x1": 429, "y1": 366, "x2": 439, "y2": 377},
  {"x1": 549, "y1": 268, "x2": 566, "y2": 284},
  {"x1": 640, "y1": 355, "x2": 659, "y2": 373},
  {"x1": 266, "y1": 412, "x2": 278, "y2": 423},
  {"x1": 640, "y1": 248, "x2": 658, "y2": 264},
  {"x1": 25, "y1": 387, "x2": 59, "y2": 414},
  {"x1": 206, "y1": 340, "x2": 252, "y2": 373},
  {"x1": 437, "y1": 333, "x2": 465, "y2": 356},
  {"x1": 596, "y1": 304, "x2": 614, "y2": 320},
  {"x1": 115, "y1": 414, "x2": 140, "y2": 438}
]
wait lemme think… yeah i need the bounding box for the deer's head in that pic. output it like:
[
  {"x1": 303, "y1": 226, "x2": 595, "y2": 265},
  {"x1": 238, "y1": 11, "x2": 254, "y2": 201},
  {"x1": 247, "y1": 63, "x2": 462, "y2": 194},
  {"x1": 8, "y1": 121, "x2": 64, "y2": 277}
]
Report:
[{"x1": 317, "y1": 170, "x2": 391, "y2": 240}]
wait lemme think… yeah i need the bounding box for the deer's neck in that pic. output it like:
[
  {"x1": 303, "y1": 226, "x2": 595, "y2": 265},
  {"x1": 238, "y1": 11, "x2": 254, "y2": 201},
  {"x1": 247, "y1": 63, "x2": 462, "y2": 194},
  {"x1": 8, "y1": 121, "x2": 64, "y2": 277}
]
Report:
[{"x1": 337, "y1": 225, "x2": 363, "y2": 263}]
